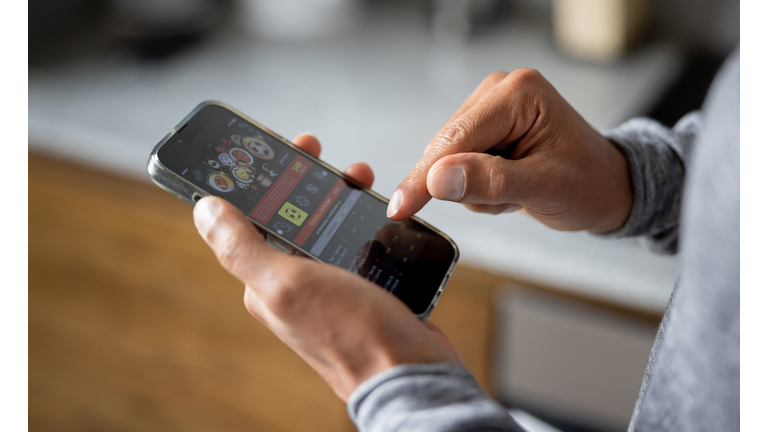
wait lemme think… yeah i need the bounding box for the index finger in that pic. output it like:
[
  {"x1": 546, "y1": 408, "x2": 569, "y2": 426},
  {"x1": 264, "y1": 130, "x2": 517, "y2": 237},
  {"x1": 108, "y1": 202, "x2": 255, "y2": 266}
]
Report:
[
  {"x1": 387, "y1": 68, "x2": 545, "y2": 220},
  {"x1": 293, "y1": 132, "x2": 322, "y2": 158}
]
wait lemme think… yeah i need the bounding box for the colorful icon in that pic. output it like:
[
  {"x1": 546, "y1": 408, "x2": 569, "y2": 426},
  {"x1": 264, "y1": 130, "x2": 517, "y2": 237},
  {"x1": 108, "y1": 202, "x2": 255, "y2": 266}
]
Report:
[
  {"x1": 207, "y1": 172, "x2": 235, "y2": 193},
  {"x1": 295, "y1": 195, "x2": 311, "y2": 207},
  {"x1": 219, "y1": 153, "x2": 235, "y2": 167},
  {"x1": 231, "y1": 164, "x2": 256, "y2": 183},
  {"x1": 262, "y1": 163, "x2": 278, "y2": 177},
  {"x1": 231, "y1": 134, "x2": 242, "y2": 145},
  {"x1": 244, "y1": 135, "x2": 275, "y2": 160},
  {"x1": 230, "y1": 148, "x2": 254, "y2": 165},
  {"x1": 208, "y1": 160, "x2": 220, "y2": 169},
  {"x1": 278, "y1": 202, "x2": 308, "y2": 226}
]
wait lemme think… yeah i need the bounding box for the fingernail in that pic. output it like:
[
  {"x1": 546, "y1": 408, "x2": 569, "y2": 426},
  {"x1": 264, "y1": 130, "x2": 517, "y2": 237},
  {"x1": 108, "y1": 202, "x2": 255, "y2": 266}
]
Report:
[
  {"x1": 387, "y1": 190, "x2": 402, "y2": 218},
  {"x1": 502, "y1": 204, "x2": 523, "y2": 213},
  {"x1": 429, "y1": 165, "x2": 465, "y2": 201},
  {"x1": 194, "y1": 197, "x2": 223, "y2": 236}
]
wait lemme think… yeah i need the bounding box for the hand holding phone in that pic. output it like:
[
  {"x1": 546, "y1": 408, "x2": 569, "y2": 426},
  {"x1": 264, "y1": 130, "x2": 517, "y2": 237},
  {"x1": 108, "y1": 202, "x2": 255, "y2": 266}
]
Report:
[
  {"x1": 191, "y1": 133, "x2": 462, "y2": 401},
  {"x1": 148, "y1": 102, "x2": 459, "y2": 317}
]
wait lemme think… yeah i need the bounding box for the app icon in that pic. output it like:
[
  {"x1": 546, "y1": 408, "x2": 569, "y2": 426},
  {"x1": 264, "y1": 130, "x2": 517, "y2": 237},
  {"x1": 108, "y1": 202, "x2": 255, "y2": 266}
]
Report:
[
  {"x1": 244, "y1": 135, "x2": 275, "y2": 160},
  {"x1": 207, "y1": 172, "x2": 235, "y2": 193},
  {"x1": 230, "y1": 148, "x2": 254, "y2": 165},
  {"x1": 231, "y1": 164, "x2": 256, "y2": 183},
  {"x1": 219, "y1": 153, "x2": 235, "y2": 167},
  {"x1": 295, "y1": 195, "x2": 311, "y2": 207},
  {"x1": 305, "y1": 183, "x2": 319, "y2": 194},
  {"x1": 262, "y1": 163, "x2": 278, "y2": 177},
  {"x1": 274, "y1": 222, "x2": 292, "y2": 235},
  {"x1": 278, "y1": 202, "x2": 308, "y2": 226}
]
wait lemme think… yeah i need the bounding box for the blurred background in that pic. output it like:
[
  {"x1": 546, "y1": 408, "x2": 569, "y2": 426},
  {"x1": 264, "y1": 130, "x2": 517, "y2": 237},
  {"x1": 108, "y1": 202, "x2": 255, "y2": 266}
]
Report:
[{"x1": 28, "y1": 0, "x2": 739, "y2": 431}]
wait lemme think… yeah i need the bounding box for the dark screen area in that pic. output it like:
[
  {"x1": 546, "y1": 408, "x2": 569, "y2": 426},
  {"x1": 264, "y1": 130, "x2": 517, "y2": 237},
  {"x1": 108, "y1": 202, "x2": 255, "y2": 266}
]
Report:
[{"x1": 158, "y1": 104, "x2": 456, "y2": 313}]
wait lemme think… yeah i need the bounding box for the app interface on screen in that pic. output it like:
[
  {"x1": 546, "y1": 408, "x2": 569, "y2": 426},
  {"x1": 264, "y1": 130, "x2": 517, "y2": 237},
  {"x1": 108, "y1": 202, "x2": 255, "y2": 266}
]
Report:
[{"x1": 171, "y1": 110, "x2": 433, "y2": 294}]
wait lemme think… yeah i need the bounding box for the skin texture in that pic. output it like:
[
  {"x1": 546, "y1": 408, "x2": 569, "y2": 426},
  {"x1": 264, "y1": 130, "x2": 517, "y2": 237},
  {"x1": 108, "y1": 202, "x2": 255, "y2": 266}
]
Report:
[
  {"x1": 386, "y1": 69, "x2": 633, "y2": 233},
  {"x1": 193, "y1": 133, "x2": 461, "y2": 402},
  {"x1": 195, "y1": 69, "x2": 635, "y2": 403}
]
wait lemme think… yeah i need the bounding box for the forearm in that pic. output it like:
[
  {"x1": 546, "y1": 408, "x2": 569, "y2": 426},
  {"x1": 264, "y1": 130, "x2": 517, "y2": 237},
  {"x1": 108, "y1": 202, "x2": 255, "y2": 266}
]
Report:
[{"x1": 348, "y1": 363, "x2": 525, "y2": 432}]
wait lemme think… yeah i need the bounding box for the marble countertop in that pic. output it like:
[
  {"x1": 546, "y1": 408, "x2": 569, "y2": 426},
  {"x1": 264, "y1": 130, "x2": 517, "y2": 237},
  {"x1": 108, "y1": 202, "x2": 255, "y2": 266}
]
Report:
[{"x1": 29, "y1": 11, "x2": 681, "y2": 313}]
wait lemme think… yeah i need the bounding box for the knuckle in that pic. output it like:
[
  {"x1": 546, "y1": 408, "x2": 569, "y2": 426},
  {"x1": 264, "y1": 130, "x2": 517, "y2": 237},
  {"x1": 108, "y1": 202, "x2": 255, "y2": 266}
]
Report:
[
  {"x1": 484, "y1": 70, "x2": 509, "y2": 85},
  {"x1": 485, "y1": 158, "x2": 512, "y2": 203},
  {"x1": 510, "y1": 67, "x2": 543, "y2": 84},
  {"x1": 436, "y1": 117, "x2": 473, "y2": 151}
]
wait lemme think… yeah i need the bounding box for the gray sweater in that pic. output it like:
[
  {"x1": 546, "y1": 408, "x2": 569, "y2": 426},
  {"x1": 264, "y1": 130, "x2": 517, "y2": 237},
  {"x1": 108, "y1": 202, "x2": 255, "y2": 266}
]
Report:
[{"x1": 347, "y1": 49, "x2": 740, "y2": 432}]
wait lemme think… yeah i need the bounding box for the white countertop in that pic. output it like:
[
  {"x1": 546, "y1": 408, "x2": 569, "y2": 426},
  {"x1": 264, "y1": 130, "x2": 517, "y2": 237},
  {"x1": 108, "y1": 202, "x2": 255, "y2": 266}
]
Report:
[{"x1": 29, "y1": 11, "x2": 681, "y2": 313}]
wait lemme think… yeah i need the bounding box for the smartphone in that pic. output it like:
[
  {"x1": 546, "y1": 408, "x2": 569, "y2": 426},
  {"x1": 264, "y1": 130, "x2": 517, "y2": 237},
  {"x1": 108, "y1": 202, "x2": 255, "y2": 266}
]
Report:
[{"x1": 147, "y1": 102, "x2": 459, "y2": 318}]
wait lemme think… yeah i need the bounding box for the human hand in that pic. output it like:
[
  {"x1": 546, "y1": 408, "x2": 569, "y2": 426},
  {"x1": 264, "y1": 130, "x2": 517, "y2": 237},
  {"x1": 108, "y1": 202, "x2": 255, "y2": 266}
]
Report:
[
  {"x1": 193, "y1": 133, "x2": 462, "y2": 402},
  {"x1": 386, "y1": 69, "x2": 633, "y2": 233}
]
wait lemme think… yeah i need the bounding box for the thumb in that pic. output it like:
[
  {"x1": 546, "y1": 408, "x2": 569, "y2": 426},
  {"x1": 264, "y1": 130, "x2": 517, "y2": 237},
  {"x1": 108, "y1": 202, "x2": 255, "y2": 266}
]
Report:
[
  {"x1": 426, "y1": 152, "x2": 533, "y2": 206},
  {"x1": 193, "y1": 196, "x2": 287, "y2": 288}
]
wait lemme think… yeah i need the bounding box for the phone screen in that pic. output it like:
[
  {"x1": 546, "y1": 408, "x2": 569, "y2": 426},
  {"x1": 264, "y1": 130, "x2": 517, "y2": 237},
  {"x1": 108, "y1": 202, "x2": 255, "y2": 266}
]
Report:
[{"x1": 158, "y1": 104, "x2": 456, "y2": 314}]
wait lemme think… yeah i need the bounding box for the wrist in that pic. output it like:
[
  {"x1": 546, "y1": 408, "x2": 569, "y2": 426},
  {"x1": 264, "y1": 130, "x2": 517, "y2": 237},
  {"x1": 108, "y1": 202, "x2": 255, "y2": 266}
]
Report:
[
  {"x1": 588, "y1": 136, "x2": 634, "y2": 233},
  {"x1": 324, "y1": 322, "x2": 451, "y2": 401}
]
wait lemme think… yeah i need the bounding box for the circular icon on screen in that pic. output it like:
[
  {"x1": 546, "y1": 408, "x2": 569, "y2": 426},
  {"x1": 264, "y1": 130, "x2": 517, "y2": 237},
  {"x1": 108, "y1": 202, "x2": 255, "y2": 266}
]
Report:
[
  {"x1": 244, "y1": 135, "x2": 275, "y2": 160},
  {"x1": 208, "y1": 160, "x2": 220, "y2": 169},
  {"x1": 262, "y1": 163, "x2": 278, "y2": 177},
  {"x1": 295, "y1": 195, "x2": 311, "y2": 207},
  {"x1": 219, "y1": 153, "x2": 235, "y2": 167},
  {"x1": 305, "y1": 184, "x2": 319, "y2": 194},
  {"x1": 230, "y1": 148, "x2": 254, "y2": 165},
  {"x1": 314, "y1": 170, "x2": 329, "y2": 181},
  {"x1": 273, "y1": 222, "x2": 292, "y2": 235},
  {"x1": 207, "y1": 172, "x2": 235, "y2": 193},
  {"x1": 231, "y1": 134, "x2": 242, "y2": 145},
  {"x1": 231, "y1": 164, "x2": 256, "y2": 183}
]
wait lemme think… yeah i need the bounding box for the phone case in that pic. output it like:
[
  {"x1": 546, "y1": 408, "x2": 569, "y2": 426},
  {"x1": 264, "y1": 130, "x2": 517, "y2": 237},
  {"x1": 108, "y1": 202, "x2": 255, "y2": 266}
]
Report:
[{"x1": 146, "y1": 101, "x2": 459, "y2": 318}]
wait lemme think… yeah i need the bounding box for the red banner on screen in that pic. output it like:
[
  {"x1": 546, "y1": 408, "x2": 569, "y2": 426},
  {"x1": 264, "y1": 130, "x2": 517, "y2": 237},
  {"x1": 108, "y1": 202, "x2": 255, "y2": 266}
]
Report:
[
  {"x1": 249, "y1": 154, "x2": 312, "y2": 224},
  {"x1": 293, "y1": 179, "x2": 346, "y2": 247}
]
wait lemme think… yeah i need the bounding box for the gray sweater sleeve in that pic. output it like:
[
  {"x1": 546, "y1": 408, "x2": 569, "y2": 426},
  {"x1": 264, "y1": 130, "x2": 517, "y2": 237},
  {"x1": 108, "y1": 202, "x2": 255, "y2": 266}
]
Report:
[
  {"x1": 599, "y1": 113, "x2": 702, "y2": 254},
  {"x1": 348, "y1": 363, "x2": 525, "y2": 432}
]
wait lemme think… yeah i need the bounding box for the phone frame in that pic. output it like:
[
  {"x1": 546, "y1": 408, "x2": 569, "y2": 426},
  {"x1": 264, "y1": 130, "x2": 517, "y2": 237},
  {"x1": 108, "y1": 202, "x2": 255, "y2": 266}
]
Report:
[{"x1": 147, "y1": 101, "x2": 459, "y2": 318}]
